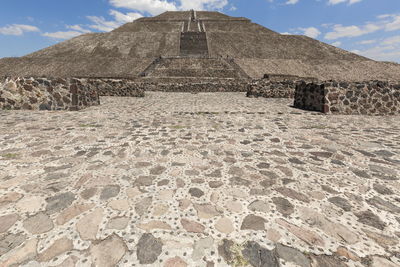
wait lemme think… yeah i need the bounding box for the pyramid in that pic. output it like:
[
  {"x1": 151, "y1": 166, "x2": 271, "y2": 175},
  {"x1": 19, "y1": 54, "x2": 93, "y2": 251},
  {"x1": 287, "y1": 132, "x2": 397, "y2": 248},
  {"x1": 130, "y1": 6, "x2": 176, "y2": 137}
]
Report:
[{"x1": 1, "y1": 10, "x2": 400, "y2": 81}]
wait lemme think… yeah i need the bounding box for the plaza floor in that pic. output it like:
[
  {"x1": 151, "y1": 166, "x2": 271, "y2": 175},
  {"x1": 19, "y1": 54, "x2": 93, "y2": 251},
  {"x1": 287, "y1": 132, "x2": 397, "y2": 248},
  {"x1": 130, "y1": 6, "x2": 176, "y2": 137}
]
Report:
[{"x1": 0, "y1": 92, "x2": 399, "y2": 267}]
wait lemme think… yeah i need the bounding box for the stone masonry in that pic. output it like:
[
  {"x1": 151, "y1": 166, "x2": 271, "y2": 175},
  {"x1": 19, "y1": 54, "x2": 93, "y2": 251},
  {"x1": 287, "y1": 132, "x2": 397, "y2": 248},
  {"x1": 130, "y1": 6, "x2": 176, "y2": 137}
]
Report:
[
  {"x1": 87, "y1": 79, "x2": 145, "y2": 97},
  {"x1": 0, "y1": 77, "x2": 100, "y2": 111},
  {"x1": 294, "y1": 81, "x2": 400, "y2": 115},
  {"x1": 246, "y1": 79, "x2": 299, "y2": 98},
  {"x1": 1, "y1": 92, "x2": 399, "y2": 266}
]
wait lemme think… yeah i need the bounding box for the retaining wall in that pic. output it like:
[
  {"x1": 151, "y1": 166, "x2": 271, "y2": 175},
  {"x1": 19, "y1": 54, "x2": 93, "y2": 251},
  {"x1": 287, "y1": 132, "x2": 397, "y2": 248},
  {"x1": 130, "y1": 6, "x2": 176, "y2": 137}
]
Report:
[
  {"x1": 294, "y1": 81, "x2": 400, "y2": 115},
  {"x1": 143, "y1": 80, "x2": 248, "y2": 92},
  {"x1": 99, "y1": 79, "x2": 250, "y2": 93},
  {"x1": 0, "y1": 77, "x2": 100, "y2": 111},
  {"x1": 246, "y1": 79, "x2": 299, "y2": 98},
  {"x1": 87, "y1": 79, "x2": 145, "y2": 97}
]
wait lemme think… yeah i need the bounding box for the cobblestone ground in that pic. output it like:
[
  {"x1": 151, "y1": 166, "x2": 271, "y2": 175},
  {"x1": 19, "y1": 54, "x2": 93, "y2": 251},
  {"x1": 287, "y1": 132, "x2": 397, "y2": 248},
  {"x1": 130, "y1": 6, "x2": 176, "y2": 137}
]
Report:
[{"x1": 1, "y1": 92, "x2": 399, "y2": 267}]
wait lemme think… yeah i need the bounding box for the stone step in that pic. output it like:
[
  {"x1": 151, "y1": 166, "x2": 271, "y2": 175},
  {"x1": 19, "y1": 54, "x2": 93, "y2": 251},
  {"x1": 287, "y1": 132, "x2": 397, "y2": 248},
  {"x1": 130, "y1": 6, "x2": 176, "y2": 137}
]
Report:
[{"x1": 148, "y1": 68, "x2": 241, "y2": 78}]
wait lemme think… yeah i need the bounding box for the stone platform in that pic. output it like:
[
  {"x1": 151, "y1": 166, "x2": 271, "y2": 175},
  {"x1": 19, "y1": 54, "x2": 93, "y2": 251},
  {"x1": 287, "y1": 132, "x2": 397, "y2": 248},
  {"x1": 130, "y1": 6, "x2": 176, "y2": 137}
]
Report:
[
  {"x1": 0, "y1": 92, "x2": 399, "y2": 266},
  {"x1": 294, "y1": 81, "x2": 400, "y2": 115}
]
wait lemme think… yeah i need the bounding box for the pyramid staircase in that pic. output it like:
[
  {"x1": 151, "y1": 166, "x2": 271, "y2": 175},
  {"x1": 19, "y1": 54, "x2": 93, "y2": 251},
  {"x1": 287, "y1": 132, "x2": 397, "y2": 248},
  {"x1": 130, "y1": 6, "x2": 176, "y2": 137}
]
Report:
[
  {"x1": 141, "y1": 57, "x2": 249, "y2": 80},
  {"x1": 139, "y1": 10, "x2": 250, "y2": 82}
]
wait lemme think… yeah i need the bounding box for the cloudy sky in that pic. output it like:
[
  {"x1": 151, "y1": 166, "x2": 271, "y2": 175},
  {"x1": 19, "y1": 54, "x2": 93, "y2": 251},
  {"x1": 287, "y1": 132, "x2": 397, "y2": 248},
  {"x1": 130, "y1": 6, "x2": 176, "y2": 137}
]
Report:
[{"x1": 0, "y1": 0, "x2": 399, "y2": 62}]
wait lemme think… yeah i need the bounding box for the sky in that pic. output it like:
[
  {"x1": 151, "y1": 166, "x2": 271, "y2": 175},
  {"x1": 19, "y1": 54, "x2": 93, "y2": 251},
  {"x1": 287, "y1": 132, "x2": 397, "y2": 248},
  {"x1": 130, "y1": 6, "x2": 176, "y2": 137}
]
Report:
[{"x1": 0, "y1": 0, "x2": 399, "y2": 62}]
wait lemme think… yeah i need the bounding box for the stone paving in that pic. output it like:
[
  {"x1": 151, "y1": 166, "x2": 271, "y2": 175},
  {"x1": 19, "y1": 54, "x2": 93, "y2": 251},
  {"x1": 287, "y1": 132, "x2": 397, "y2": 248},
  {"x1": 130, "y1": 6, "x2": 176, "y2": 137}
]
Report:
[{"x1": 0, "y1": 92, "x2": 399, "y2": 267}]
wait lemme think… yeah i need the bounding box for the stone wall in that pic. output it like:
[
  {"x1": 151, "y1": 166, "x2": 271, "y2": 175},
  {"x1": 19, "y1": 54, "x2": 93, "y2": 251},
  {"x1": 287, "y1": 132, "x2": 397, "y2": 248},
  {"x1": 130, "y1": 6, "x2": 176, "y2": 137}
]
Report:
[
  {"x1": 0, "y1": 77, "x2": 100, "y2": 111},
  {"x1": 102, "y1": 79, "x2": 250, "y2": 93},
  {"x1": 294, "y1": 81, "x2": 400, "y2": 115},
  {"x1": 87, "y1": 79, "x2": 145, "y2": 97},
  {"x1": 262, "y1": 74, "x2": 318, "y2": 83},
  {"x1": 293, "y1": 82, "x2": 325, "y2": 112},
  {"x1": 246, "y1": 79, "x2": 299, "y2": 98},
  {"x1": 144, "y1": 80, "x2": 248, "y2": 92}
]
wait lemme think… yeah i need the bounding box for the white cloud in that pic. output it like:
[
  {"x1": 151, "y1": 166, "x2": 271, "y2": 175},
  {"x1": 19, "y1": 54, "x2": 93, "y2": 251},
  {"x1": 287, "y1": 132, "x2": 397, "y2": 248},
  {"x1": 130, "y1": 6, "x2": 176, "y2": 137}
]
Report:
[
  {"x1": 109, "y1": 9, "x2": 143, "y2": 23},
  {"x1": 328, "y1": 0, "x2": 362, "y2": 5},
  {"x1": 331, "y1": 41, "x2": 341, "y2": 47},
  {"x1": 88, "y1": 10, "x2": 143, "y2": 32},
  {"x1": 42, "y1": 23, "x2": 92, "y2": 40},
  {"x1": 229, "y1": 5, "x2": 237, "y2": 11},
  {"x1": 300, "y1": 27, "x2": 321, "y2": 38},
  {"x1": 324, "y1": 14, "x2": 400, "y2": 40},
  {"x1": 353, "y1": 45, "x2": 400, "y2": 62},
  {"x1": 357, "y1": 39, "x2": 377, "y2": 45},
  {"x1": 180, "y1": 0, "x2": 228, "y2": 10},
  {"x1": 325, "y1": 23, "x2": 380, "y2": 40},
  {"x1": 383, "y1": 14, "x2": 400, "y2": 31},
  {"x1": 67, "y1": 25, "x2": 91, "y2": 33},
  {"x1": 286, "y1": 0, "x2": 299, "y2": 4},
  {"x1": 0, "y1": 24, "x2": 39, "y2": 36},
  {"x1": 42, "y1": 31, "x2": 84, "y2": 39},
  {"x1": 109, "y1": 0, "x2": 177, "y2": 15},
  {"x1": 87, "y1": 16, "x2": 121, "y2": 32},
  {"x1": 351, "y1": 35, "x2": 400, "y2": 62},
  {"x1": 382, "y1": 35, "x2": 400, "y2": 45},
  {"x1": 109, "y1": 0, "x2": 229, "y2": 15}
]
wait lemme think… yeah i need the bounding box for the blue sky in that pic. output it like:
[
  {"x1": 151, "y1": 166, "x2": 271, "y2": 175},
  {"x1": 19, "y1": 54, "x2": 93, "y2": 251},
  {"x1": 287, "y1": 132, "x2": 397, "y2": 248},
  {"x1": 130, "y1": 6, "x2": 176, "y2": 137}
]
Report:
[{"x1": 0, "y1": 0, "x2": 399, "y2": 62}]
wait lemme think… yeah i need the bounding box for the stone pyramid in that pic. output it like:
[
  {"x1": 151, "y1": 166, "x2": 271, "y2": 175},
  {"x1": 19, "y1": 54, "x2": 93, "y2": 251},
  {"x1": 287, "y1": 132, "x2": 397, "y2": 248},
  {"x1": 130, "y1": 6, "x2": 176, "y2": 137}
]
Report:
[{"x1": 1, "y1": 10, "x2": 400, "y2": 81}]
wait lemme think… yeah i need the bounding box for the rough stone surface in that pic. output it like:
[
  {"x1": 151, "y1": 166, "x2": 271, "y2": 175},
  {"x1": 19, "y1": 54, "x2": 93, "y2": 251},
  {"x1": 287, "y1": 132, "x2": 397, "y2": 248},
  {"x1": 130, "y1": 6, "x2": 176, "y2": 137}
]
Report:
[
  {"x1": 76, "y1": 208, "x2": 103, "y2": 240},
  {"x1": 0, "y1": 238, "x2": 37, "y2": 266},
  {"x1": 137, "y1": 233, "x2": 163, "y2": 264},
  {"x1": 295, "y1": 81, "x2": 400, "y2": 115},
  {"x1": 273, "y1": 197, "x2": 294, "y2": 216},
  {"x1": 90, "y1": 235, "x2": 127, "y2": 267},
  {"x1": 37, "y1": 237, "x2": 73, "y2": 262},
  {"x1": 242, "y1": 241, "x2": 280, "y2": 267},
  {"x1": 276, "y1": 243, "x2": 310, "y2": 267},
  {"x1": 189, "y1": 188, "x2": 204, "y2": 198},
  {"x1": 241, "y1": 215, "x2": 266, "y2": 230},
  {"x1": 248, "y1": 200, "x2": 270, "y2": 213},
  {"x1": 45, "y1": 192, "x2": 75, "y2": 215},
  {"x1": 355, "y1": 210, "x2": 387, "y2": 230},
  {"x1": 106, "y1": 217, "x2": 130, "y2": 230},
  {"x1": 0, "y1": 233, "x2": 26, "y2": 255},
  {"x1": 181, "y1": 219, "x2": 205, "y2": 233},
  {"x1": 0, "y1": 91, "x2": 399, "y2": 266},
  {"x1": 23, "y1": 212, "x2": 54, "y2": 234},
  {"x1": 135, "y1": 197, "x2": 153, "y2": 216},
  {"x1": 100, "y1": 185, "x2": 120, "y2": 201},
  {"x1": 276, "y1": 218, "x2": 325, "y2": 247},
  {"x1": 371, "y1": 256, "x2": 398, "y2": 267},
  {"x1": 192, "y1": 237, "x2": 214, "y2": 261},
  {"x1": 164, "y1": 256, "x2": 188, "y2": 267},
  {"x1": 56, "y1": 203, "x2": 94, "y2": 225},
  {"x1": 0, "y1": 77, "x2": 100, "y2": 111},
  {"x1": 215, "y1": 217, "x2": 235, "y2": 234},
  {"x1": 0, "y1": 214, "x2": 19, "y2": 233},
  {"x1": 328, "y1": 196, "x2": 352, "y2": 211}
]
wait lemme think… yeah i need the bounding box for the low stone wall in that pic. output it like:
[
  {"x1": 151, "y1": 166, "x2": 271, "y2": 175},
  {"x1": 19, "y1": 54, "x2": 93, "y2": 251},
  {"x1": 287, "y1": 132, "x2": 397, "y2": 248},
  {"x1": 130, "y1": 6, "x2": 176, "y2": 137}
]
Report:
[
  {"x1": 87, "y1": 79, "x2": 145, "y2": 97},
  {"x1": 293, "y1": 82, "x2": 325, "y2": 112},
  {"x1": 83, "y1": 78, "x2": 248, "y2": 94},
  {"x1": 262, "y1": 74, "x2": 318, "y2": 83},
  {"x1": 0, "y1": 77, "x2": 100, "y2": 111},
  {"x1": 294, "y1": 81, "x2": 400, "y2": 115},
  {"x1": 246, "y1": 80, "x2": 299, "y2": 98},
  {"x1": 97, "y1": 79, "x2": 249, "y2": 93},
  {"x1": 143, "y1": 81, "x2": 248, "y2": 92}
]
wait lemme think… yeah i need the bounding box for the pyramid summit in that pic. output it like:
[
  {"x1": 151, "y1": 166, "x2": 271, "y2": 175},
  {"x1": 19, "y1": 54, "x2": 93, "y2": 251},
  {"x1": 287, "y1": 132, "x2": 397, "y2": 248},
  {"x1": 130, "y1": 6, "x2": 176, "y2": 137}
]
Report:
[{"x1": 1, "y1": 10, "x2": 400, "y2": 81}]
